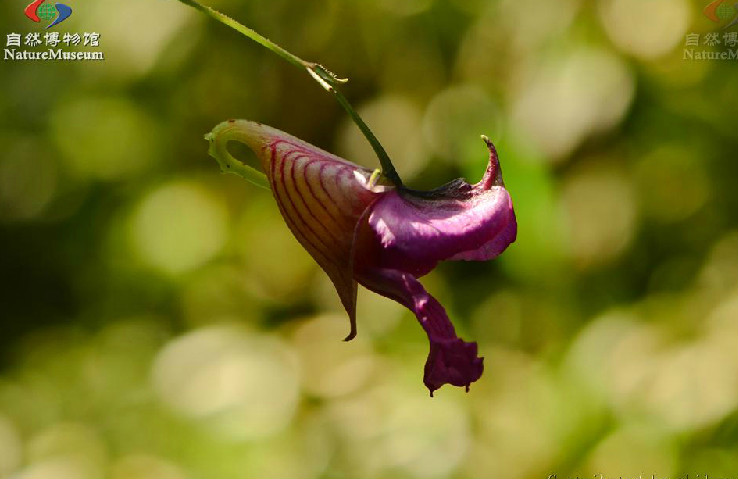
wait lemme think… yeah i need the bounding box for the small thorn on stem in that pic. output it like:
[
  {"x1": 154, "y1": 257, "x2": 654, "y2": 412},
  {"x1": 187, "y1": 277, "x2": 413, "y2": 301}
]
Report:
[
  {"x1": 307, "y1": 67, "x2": 334, "y2": 92},
  {"x1": 314, "y1": 63, "x2": 348, "y2": 83}
]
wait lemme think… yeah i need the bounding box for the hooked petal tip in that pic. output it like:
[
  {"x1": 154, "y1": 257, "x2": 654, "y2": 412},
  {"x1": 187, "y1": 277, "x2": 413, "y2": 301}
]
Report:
[
  {"x1": 477, "y1": 135, "x2": 504, "y2": 189},
  {"x1": 343, "y1": 316, "x2": 357, "y2": 341}
]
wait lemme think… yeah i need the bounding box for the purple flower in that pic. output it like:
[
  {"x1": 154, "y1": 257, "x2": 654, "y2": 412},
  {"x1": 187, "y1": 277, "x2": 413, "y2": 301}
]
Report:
[{"x1": 229, "y1": 120, "x2": 516, "y2": 396}]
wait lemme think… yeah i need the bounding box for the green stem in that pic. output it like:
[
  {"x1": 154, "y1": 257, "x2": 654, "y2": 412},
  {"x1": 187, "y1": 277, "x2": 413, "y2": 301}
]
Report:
[
  {"x1": 175, "y1": 0, "x2": 403, "y2": 188},
  {"x1": 175, "y1": 0, "x2": 304, "y2": 69},
  {"x1": 316, "y1": 67, "x2": 403, "y2": 187}
]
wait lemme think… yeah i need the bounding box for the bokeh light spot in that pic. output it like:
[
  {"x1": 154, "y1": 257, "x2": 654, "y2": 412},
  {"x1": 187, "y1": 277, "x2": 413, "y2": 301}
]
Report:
[
  {"x1": 423, "y1": 85, "x2": 500, "y2": 163},
  {"x1": 152, "y1": 325, "x2": 300, "y2": 440},
  {"x1": 598, "y1": 0, "x2": 691, "y2": 59},
  {"x1": 73, "y1": 0, "x2": 193, "y2": 78},
  {"x1": 51, "y1": 97, "x2": 159, "y2": 181},
  {"x1": 560, "y1": 166, "x2": 637, "y2": 268},
  {"x1": 0, "y1": 137, "x2": 57, "y2": 221},
  {"x1": 382, "y1": 395, "x2": 469, "y2": 478},
  {"x1": 109, "y1": 454, "x2": 188, "y2": 479},
  {"x1": 131, "y1": 181, "x2": 227, "y2": 275},
  {"x1": 582, "y1": 423, "x2": 676, "y2": 476},
  {"x1": 338, "y1": 95, "x2": 428, "y2": 179},
  {"x1": 0, "y1": 415, "x2": 22, "y2": 476},
  {"x1": 635, "y1": 146, "x2": 709, "y2": 222},
  {"x1": 376, "y1": 0, "x2": 432, "y2": 16},
  {"x1": 292, "y1": 315, "x2": 377, "y2": 398},
  {"x1": 510, "y1": 48, "x2": 634, "y2": 161},
  {"x1": 236, "y1": 195, "x2": 316, "y2": 300}
]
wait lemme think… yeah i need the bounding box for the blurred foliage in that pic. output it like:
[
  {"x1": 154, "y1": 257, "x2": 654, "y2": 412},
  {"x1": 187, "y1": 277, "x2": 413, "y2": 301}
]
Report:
[{"x1": 2, "y1": 0, "x2": 738, "y2": 477}]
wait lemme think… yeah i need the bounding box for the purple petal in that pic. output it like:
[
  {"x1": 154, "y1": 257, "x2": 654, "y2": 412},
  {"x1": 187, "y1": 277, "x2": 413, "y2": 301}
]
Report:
[
  {"x1": 366, "y1": 140, "x2": 516, "y2": 277},
  {"x1": 350, "y1": 139, "x2": 514, "y2": 394},
  {"x1": 354, "y1": 265, "x2": 483, "y2": 395}
]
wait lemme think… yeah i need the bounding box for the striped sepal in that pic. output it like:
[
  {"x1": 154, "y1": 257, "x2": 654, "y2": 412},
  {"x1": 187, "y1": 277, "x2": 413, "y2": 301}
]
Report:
[{"x1": 239, "y1": 121, "x2": 384, "y2": 339}]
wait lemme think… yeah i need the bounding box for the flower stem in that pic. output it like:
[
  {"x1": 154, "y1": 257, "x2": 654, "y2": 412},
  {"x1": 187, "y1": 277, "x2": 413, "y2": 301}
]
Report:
[
  {"x1": 308, "y1": 65, "x2": 402, "y2": 187},
  {"x1": 175, "y1": 0, "x2": 403, "y2": 188},
  {"x1": 174, "y1": 0, "x2": 304, "y2": 70}
]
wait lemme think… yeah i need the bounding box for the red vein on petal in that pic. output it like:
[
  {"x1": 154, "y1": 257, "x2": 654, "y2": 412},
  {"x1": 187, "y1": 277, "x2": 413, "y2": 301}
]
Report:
[
  {"x1": 268, "y1": 145, "x2": 342, "y2": 274},
  {"x1": 286, "y1": 157, "x2": 344, "y2": 256},
  {"x1": 318, "y1": 163, "x2": 355, "y2": 218},
  {"x1": 311, "y1": 162, "x2": 349, "y2": 226},
  {"x1": 269, "y1": 145, "x2": 357, "y2": 315},
  {"x1": 333, "y1": 167, "x2": 364, "y2": 217},
  {"x1": 297, "y1": 158, "x2": 348, "y2": 241},
  {"x1": 271, "y1": 142, "x2": 359, "y2": 232}
]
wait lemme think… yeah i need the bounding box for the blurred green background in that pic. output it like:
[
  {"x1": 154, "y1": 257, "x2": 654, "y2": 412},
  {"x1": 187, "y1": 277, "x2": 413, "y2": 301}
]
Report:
[{"x1": 2, "y1": 0, "x2": 738, "y2": 477}]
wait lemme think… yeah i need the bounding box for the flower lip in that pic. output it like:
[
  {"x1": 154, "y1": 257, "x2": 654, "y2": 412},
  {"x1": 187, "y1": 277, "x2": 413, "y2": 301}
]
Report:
[
  {"x1": 362, "y1": 137, "x2": 517, "y2": 278},
  {"x1": 351, "y1": 136, "x2": 516, "y2": 394}
]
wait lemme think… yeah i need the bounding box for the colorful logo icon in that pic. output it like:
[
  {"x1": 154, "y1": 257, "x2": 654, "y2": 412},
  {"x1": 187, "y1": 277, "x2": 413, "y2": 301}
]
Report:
[
  {"x1": 24, "y1": 0, "x2": 73, "y2": 29},
  {"x1": 704, "y1": 0, "x2": 738, "y2": 28}
]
